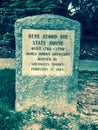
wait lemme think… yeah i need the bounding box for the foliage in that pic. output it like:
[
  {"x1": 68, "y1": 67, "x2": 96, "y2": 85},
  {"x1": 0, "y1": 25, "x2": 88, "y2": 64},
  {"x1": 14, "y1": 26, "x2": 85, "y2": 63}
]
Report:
[
  {"x1": 0, "y1": 69, "x2": 23, "y2": 130},
  {"x1": 71, "y1": 0, "x2": 98, "y2": 37},
  {"x1": 0, "y1": 69, "x2": 15, "y2": 109},
  {"x1": 79, "y1": 123, "x2": 98, "y2": 130},
  {"x1": 41, "y1": 116, "x2": 70, "y2": 129},
  {"x1": 0, "y1": 0, "x2": 98, "y2": 48},
  {"x1": 0, "y1": 106, "x2": 23, "y2": 130}
]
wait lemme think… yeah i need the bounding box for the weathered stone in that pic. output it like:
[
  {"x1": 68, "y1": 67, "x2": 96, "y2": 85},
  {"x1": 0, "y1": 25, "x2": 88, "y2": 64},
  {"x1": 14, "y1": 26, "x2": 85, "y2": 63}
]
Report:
[{"x1": 15, "y1": 14, "x2": 81, "y2": 114}]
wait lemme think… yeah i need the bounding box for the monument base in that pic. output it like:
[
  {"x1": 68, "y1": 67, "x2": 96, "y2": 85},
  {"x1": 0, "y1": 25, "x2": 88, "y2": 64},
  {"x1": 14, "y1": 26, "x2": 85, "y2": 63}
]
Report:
[{"x1": 16, "y1": 96, "x2": 77, "y2": 114}]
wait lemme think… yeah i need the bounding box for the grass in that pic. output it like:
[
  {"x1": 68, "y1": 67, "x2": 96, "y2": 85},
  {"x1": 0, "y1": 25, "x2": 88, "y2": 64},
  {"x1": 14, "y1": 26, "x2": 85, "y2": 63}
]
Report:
[
  {"x1": 0, "y1": 106, "x2": 23, "y2": 130},
  {"x1": 0, "y1": 69, "x2": 15, "y2": 110},
  {"x1": 0, "y1": 69, "x2": 98, "y2": 129},
  {"x1": 0, "y1": 69, "x2": 23, "y2": 130}
]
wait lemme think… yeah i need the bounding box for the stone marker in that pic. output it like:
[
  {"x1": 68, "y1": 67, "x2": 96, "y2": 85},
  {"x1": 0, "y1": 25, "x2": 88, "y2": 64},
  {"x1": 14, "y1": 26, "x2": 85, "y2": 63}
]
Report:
[{"x1": 15, "y1": 14, "x2": 81, "y2": 114}]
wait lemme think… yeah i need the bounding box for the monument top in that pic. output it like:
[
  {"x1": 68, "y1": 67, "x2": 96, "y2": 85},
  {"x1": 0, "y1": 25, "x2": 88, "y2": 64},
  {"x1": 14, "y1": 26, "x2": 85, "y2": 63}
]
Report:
[{"x1": 15, "y1": 14, "x2": 80, "y2": 30}]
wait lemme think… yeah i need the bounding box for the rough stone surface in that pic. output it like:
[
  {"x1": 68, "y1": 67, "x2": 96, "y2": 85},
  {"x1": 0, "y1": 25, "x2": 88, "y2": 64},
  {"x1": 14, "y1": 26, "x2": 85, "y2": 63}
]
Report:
[{"x1": 15, "y1": 14, "x2": 81, "y2": 113}]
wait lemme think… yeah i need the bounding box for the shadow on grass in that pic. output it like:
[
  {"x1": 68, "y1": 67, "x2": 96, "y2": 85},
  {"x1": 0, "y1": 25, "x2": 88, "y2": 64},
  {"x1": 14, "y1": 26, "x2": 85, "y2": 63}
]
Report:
[
  {"x1": 0, "y1": 69, "x2": 15, "y2": 110},
  {"x1": 0, "y1": 69, "x2": 23, "y2": 130}
]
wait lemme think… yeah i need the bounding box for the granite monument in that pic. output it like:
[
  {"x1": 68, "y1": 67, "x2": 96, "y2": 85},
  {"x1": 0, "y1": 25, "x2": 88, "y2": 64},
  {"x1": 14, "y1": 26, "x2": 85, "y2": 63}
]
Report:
[{"x1": 15, "y1": 14, "x2": 81, "y2": 114}]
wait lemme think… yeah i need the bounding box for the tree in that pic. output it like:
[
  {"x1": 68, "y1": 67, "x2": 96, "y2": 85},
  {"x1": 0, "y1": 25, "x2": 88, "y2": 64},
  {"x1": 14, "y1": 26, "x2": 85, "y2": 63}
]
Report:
[
  {"x1": 69, "y1": 0, "x2": 98, "y2": 37},
  {"x1": 0, "y1": 0, "x2": 98, "y2": 47}
]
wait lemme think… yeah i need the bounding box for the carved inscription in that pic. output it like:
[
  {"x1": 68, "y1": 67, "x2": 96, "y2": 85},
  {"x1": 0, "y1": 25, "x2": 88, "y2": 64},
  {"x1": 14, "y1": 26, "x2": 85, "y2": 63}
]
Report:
[{"x1": 22, "y1": 30, "x2": 74, "y2": 76}]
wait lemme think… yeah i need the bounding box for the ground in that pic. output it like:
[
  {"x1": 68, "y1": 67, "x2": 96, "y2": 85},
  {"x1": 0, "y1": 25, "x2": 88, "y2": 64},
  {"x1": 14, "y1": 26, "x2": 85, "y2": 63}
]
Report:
[{"x1": 0, "y1": 70, "x2": 98, "y2": 129}]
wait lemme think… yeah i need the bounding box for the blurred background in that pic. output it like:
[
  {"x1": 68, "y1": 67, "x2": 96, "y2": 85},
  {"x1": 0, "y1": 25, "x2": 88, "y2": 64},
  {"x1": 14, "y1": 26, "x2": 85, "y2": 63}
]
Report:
[{"x1": 0, "y1": 0, "x2": 98, "y2": 59}]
